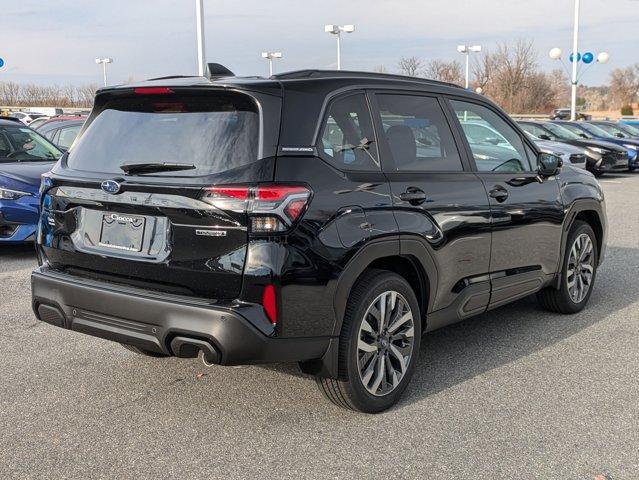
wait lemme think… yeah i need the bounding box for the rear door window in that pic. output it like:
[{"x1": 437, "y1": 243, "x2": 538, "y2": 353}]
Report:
[
  {"x1": 318, "y1": 93, "x2": 380, "y2": 171},
  {"x1": 66, "y1": 92, "x2": 260, "y2": 176},
  {"x1": 375, "y1": 94, "x2": 463, "y2": 172}
]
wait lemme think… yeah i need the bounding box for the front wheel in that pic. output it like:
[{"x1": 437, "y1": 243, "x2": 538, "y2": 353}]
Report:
[
  {"x1": 537, "y1": 220, "x2": 598, "y2": 314},
  {"x1": 316, "y1": 270, "x2": 422, "y2": 413}
]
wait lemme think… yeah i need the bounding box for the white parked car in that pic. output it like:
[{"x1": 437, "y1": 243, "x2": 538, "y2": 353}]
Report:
[{"x1": 9, "y1": 112, "x2": 48, "y2": 125}]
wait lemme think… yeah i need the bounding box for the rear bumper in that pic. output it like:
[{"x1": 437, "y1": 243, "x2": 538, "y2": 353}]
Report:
[{"x1": 31, "y1": 267, "x2": 330, "y2": 365}]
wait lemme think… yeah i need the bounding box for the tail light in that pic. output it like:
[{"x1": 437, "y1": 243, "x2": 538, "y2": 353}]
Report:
[{"x1": 203, "y1": 184, "x2": 311, "y2": 233}]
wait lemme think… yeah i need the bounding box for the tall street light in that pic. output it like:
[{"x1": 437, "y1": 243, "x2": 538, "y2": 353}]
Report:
[
  {"x1": 325, "y1": 24, "x2": 355, "y2": 70},
  {"x1": 457, "y1": 45, "x2": 482, "y2": 89},
  {"x1": 261, "y1": 52, "x2": 283, "y2": 76},
  {"x1": 95, "y1": 58, "x2": 113, "y2": 87},
  {"x1": 195, "y1": 0, "x2": 206, "y2": 76},
  {"x1": 549, "y1": 0, "x2": 609, "y2": 121}
]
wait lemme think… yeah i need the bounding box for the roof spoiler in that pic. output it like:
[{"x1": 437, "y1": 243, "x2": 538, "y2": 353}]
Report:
[{"x1": 205, "y1": 63, "x2": 234, "y2": 79}]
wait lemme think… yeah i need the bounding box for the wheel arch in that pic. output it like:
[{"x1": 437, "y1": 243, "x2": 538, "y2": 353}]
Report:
[
  {"x1": 553, "y1": 198, "x2": 606, "y2": 289},
  {"x1": 300, "y1": 237, "x2": 437, "y2": 379}
]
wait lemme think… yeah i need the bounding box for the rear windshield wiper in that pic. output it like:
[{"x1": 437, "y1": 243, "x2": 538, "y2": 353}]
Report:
[{"x1": 119, "y1": 162, "x2": 196, "y2": 174}]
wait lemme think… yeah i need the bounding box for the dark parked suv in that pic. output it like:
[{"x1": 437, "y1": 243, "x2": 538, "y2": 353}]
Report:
[{"x1": 32, "y1": 69, "x2": 607, "y2": 412}]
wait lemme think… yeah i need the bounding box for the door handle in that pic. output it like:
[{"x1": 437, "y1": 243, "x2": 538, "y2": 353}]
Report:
[
  {"x1": 399, "y1": 187, "x2": 428, "y2": 204},
  {"x1": 488, "y1": 185, "x2": 509, "y2": 202}
]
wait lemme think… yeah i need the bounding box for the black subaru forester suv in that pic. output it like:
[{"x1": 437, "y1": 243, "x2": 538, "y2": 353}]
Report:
[{"x1": 32, "y1": 68, "x2": 607, "y2": 413}]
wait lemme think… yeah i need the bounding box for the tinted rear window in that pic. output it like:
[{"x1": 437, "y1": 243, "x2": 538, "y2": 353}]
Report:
[{"x1": 66, "y1": 92, "x2": 259, "y2": 176}]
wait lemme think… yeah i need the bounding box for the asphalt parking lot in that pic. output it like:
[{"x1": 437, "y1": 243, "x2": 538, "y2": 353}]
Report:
[{"x1": 1, "y1": 173, "x2": 638, "y2": 480}]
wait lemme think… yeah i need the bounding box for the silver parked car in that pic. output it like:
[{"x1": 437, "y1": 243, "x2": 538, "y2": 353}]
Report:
[{"x1": 525, "y1": 132, "x2": 588, "y2": 170}]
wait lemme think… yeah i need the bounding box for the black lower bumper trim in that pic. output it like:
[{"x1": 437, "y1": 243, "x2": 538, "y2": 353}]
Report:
[{"x1": 31, "y1": 267, "x2": 331, "y2": 365}]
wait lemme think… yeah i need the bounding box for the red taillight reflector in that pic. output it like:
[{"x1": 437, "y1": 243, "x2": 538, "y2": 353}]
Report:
[
  {"x1": 262, "y1": 284, "x2": 277, "y2": 324},
  {"x1": 283, "y1": 198, "x2": 307, "y2": 221},
  {"x1": 256, "y1": 185, "x2": 308, "y2": 201},
  {"x1": 207, "y1": 186, "x2": 250, "y2": 200},
  {"x1": 134, "y1": 87, "x2": 174, "y2": 95}
]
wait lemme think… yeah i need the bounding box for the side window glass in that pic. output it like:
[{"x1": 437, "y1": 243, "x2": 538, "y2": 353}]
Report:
[
  {"x1": 451, "y1": 100, "x2": 531, "y2": 172},
  {"x1": 376, "y1": 94, "x2": 462, "y2": 172},
  {"x1": 319, "y1": 93, "x2": 379, "y2": 171},
  {"x1": 58, "y1": 126, "x2": 81, "y2": 149}
]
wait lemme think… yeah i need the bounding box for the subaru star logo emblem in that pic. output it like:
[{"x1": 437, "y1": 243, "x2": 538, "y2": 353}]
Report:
[{"x1": 101, "y1": 180, "x2": 121, "y2": 194}]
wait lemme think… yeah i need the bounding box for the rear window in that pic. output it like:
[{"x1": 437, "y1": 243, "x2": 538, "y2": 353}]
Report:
[{"x1": 66, "y1": 92, "x2": 259, "y2": 176}]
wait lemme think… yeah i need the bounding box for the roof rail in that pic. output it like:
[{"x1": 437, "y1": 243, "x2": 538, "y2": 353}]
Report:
[{"x1": 271, "y1": 69, "x2": 463, "y2": 88}]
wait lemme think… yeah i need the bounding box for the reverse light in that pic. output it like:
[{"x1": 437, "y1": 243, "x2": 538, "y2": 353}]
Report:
[
  {"x1": 262, "y1": 284, "x2": 278, "y2": 324},
  {"x1": 203, "y1": 184, "x2": 311, "y2": 233},
  {"x1": 0, "y1": 187, "x2": 31, "y2": 200}
]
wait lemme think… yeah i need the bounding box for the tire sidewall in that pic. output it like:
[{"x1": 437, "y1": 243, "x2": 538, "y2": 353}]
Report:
[{"x1": 344, "y1": 273, "x2": 422, "y2": 412}]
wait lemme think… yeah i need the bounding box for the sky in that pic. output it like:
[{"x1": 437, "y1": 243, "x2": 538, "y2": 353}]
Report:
[{"x1": 0, "y1": 0, "x2": 637, "y2": 87}]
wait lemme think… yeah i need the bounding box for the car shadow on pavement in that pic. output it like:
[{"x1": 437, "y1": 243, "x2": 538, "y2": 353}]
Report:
[
  {"x1": 403, "y1": 244, "x2": 637, "y2": 406},
  {"x1": 259, "y1": 245, "x2": 637, "y2": 409}
]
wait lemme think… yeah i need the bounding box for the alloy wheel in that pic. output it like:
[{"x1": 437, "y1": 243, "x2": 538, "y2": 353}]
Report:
[
  {"x1": 357, "y1": 291, "x2": 415, "y2": 396},
  {"x1": 567, "y1": 233, "x2": 595, "y2": 303}
]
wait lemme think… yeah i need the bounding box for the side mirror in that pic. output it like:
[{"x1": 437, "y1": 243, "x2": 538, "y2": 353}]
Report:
[
  {"x1": 616, "y1": 133, "x2": 625, "y2": 138},
  {"x1": 538, "y1": 152, "x2": 562, "y2": 177}
]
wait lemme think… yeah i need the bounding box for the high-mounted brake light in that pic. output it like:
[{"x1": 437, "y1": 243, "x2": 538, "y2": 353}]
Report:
[
  {"x1": 203, "y1": 184, "x2": 311, "y2": 233},
  {"x1": 134, "y1": 87, "x2": 174, "y2": 95}
]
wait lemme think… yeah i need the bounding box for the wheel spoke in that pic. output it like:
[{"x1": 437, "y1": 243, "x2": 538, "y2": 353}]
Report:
[
  {"x1": 361, "y1": 353, "x2": 378, "y2": 385},
  {"x1": 358, "y1": 337, "x2": 377, "y2": 353},
  {"x1": 360, "y1": 318, "x2": 374, "y2": 334},
  {"x1": 388, "y1": 312, "x2": 412, "y2": 334},
  {"x1": 378, "y1": 294, "x2": 387, "y2": 331},
  {"x1": 370, "y1": 354, "x2": 386, "y2": 393},
  {"x1": 388, "y1": 344, "x2": 407, "y2": 375}
]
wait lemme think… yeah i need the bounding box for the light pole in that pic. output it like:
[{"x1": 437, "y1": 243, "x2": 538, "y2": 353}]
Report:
[
  {"x1": 195, "y1": 0, "x2": 206, "y2": 76},
  {"x1": 457, "y1": 44, "x2": 482, "y2": 89},
  {"x1": 549, "y1": 1, "x2": 609, "y2": 120},
  {"x1": 95, "y1": 58, "x2": 113, "y2": 87},
  {"x1": 325, "y1": 24, "x2": 355, "y2": 70},
  {"x1": 261, "y1": 52, "x2": 282, "y2": 76}
]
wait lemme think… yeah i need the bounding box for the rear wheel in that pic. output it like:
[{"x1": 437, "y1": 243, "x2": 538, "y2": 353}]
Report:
[
  {"x1": 316, "y1": 270, "x2": 422, "y2": 413},
  {"x1": 537, "y1": 221, "x2": 598, "y2": 314},
  {"x1": 120, "y1": 343, "x2": 169, "y2": 358}
]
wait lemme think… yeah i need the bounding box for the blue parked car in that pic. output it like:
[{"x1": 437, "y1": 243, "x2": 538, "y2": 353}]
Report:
[
  {"x1": 620, "y1": 117, "x2": 639, "y2": 129},
  {"x1": 552, "y1": 120, "x2": 639, "y2": 171},
  {"x1": 0, "y1": 117, "x2": 62, "y2": 243},
  {"x1": 589, "y1": 120, "x2": 639, "y2": 140}
]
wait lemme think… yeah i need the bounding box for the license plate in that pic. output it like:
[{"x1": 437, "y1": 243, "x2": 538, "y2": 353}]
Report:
[{"x1": 99, "y1": 213, "x2": 146, "y2": 252}]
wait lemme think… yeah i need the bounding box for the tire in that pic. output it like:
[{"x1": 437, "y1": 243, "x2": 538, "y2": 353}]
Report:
[
  {"x1": 120, "y1": 343, "x2": 169, "y2": 358},
  {"x1": 316, "y1": 269, "x2": 422, "y2": 413},
  {"x1": 593, "y1": 170, "x2": 604, "y2": 178},
  {"x1": 537, "y1": 220, "x2": 598, "y2": 314}
]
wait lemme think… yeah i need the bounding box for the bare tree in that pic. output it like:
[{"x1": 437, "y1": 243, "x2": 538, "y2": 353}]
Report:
[
  {"x1": 471, "y1": 39, "x2": 566, "y2": 113},
  {"x1": 423, "y1": 59, "x2": 464, "y2": 85},
  {"x1": 0, "y1": 82, "x2": 22, "y2": 105},
  {"x1": 76, "y1": 84, "x2": 99, "y2": 107},
  {"x1": 609, "y1": 64, "x2": 639, "y2": 109},
  {"x1": 397, "y1": 57, "x2": 423, "y2": 77}
]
